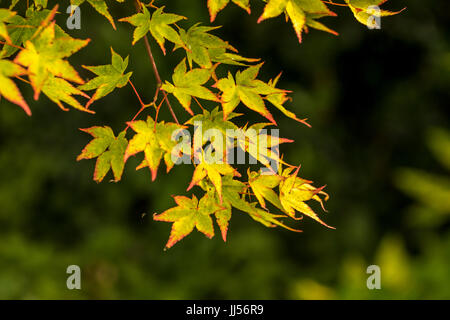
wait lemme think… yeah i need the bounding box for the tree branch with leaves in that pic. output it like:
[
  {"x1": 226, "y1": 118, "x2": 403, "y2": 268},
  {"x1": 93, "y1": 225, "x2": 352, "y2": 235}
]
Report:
[{"x1": 0, "y1": 0, "x2": 403, "y2": 248}]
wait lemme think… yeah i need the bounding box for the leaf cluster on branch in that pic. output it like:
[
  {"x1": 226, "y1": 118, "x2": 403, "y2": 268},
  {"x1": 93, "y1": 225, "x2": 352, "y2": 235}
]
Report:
[{"x1": 0, "y1": 0, "x2": 403, "y2": 248}]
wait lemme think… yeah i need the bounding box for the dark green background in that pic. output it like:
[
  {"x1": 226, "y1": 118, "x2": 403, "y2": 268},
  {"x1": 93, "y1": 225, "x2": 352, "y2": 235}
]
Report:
[{"x1": 0, "y1": 0, "x2": 449, "y2": 299}]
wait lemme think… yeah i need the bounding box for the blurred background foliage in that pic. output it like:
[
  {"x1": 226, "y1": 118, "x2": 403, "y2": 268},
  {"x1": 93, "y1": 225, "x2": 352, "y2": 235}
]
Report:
[{"x1": 0, "y1": 0, "x2": 449, "y2": 299}]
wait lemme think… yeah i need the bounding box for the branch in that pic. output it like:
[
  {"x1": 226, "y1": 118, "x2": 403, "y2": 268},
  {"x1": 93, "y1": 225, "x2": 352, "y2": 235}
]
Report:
[
  {"x1": 125, "y1": 80, "x2": 153, "y2": 132},
  {"x1": 133, "y1": 0, "x2": 180, "y2": 125}
]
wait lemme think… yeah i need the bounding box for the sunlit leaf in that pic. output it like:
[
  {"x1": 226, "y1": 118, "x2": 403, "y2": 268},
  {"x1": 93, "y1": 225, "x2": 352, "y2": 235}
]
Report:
[
  {"x1": 78, "y1": 47, "x2": 132, "y2": 108},
  {"x1": 154, "y1": 194, "x2": 222, "y2": 248},
  {"x1": 279, "y1": 167, "x2": 333, "y2": 228},
  {"x1": 14, "y1": 22, "x2": 89, "y2": 100},
  {"x1": 124, "y1": 116, "x2": 186, "y2": 181},
  {"x1": 120, "y1": 5, "x2": 185, "y2": 54},
  {"x1": 216, "y1": 63, "x2": 284, "y2": 123},
  {"x1": 207, "y1": 0, "x2": 250, "y2": 22},
  {"x1": 77, "y1": 126, "x2": 128, "y2": 182},
  {"x1": 0, "y1": 58, "x2": 30, "y2": 115},
  {"x1": 161, "y1": 58, "x2": 218, "y2": 115}
]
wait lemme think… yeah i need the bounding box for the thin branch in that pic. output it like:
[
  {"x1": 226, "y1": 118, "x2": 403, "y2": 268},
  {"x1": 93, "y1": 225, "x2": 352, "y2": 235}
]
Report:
[
  {"x1": 125, "y1": 106, "x2": 149, "y2": 132},
  {"x1": 322, "y1": 1, "x2": 348, "y2": 6},
  {"x1": 134, "y1": 0, "x2": 180, "y2": 125},
  {"x1": 193, "y1": 96, "x2": 206, "y2": 112},
  {"x1": 15, "y1": 75, "x2": 31, "y2": 84},
  {"x1": 125, "y1": 80, "x2": 153, "y2": 132},
  {"x1": 128, "y1": 79, "x2": 147, "y2": 108},
  {"x1": 154, "y1": 98, "x2": 165, "y2": 130}
]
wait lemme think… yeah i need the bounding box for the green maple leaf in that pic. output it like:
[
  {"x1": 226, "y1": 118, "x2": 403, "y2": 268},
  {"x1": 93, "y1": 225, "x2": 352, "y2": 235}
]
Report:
[
  {"x1": 77, "y1": 126, "x2": 128, "y2": 183},
  {"x1": 14, "y1": 22, "x2": 90, "y2": 100},
  {"x1": 161, "y1": 58, "x2": 219, "y2": 115},
  {"x1": 279, "y1": 167, "x2": 334, "y2": 228},
  {"x1": 257, "y1": 0, "x2": 337, "y2": 42},
  {"x1": 153, "y1": 194, "x2": 222, "y2": 248},
  {"x1": 41, "y1": 74, "x2": 92, "y2": 113},
  {"x1": 78, "y1": 48, "x2": 132, "y2": 108},
  {"x1": 0, "y1": 6, "x2": 63, "y2": 58},
  {"x1": 124, "y1": 116, "x2": 186, "y2": 181},
  {"x1": 175, "y1": 24, "x2": 259, "y2": 68},
  {"x1": 208, "y1": 47, "x2": 260, "y2": 67},
  {"x1": 71, "y1": 0, "x2": 125, "y2": 29},
  {"x1": 120, "y1": 5, "x2": 185, "y2": 54},
  {"x1": 175, "y1": 24, "x2": 237, "y2": 69},
  {"x1": 0, "y1": 59, "x2": 31, "y2": 115},
  {"x1": 216, "y1": 63, "x2": 284, "y2": 124},
  {"x1": 207, "y1": 0, "x2": 251, "y2": 22},
  {"x1": 0, "y1": 8, "x2": 15, "y2": 43}
]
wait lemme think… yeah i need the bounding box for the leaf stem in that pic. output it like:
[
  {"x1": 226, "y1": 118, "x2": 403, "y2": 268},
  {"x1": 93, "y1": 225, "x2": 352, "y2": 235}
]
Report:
[
  {"x1": 125, "y1": 79, "x2": 153, "y2": 132},
  {"x1": 322, "y1": 1, "x2": 348, "y2": 6},
  {"x1": 128, "y1": 79, "x2": 146, "y2": 108},
  {"x1": 0, "y1": 40, "x2": 24, "y2": 50}
]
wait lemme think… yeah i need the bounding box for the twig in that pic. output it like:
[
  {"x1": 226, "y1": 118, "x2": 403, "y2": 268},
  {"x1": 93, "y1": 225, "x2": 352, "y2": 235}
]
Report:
[
  {"x1": 128, "y1": 79, "x2": 147, "y2": 108},
  {"x1": 154, "y1": 98, "x2": 165, "y2": 130},
  {"x1": 125, "y1": 79, "x2": 153, "y2": 132},
  {"x1": 15, "y1": 75, "x2": 31, "y2": 84},
  {"x1": 133, "y1": 0, "x2": 180, "y2": 125},
  {"x1": 322, "y1": 1, "x2": 348, "y2": 6}
]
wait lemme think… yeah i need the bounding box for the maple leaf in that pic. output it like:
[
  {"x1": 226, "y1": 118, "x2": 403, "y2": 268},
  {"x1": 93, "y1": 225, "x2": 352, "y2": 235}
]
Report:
[
  {"x1": 207, "y1": 0, "x2": 251, "y2": 22},
  {"x1": 266, "y1": 72, "x2": 310, "y2": 126},
  {"x1": 41, "y1": 74, "x2": 92, "y2": 113},
  {"x1": 186, "y1": 106, "x2": 240, "y2": 142},
  {"x1": 279, "y1": 167, "x2": 334, "y2": 228},
  {"x1": 207, "y1": 176, "x2": 301, "y2": 233},
  {"x1": 187, "y1": 150, "x2": 241, "y2": 203},
  {"x1": 0, "y1": 6, "x2": 62, "y2": 58},
  {"x1": 175, "y1": 24, "x2": 235, "y2": 69},
  {"x1": 235, "y1": 122, "x2": 293, "y2": 170},
  {"x1": 153, "y1": 194, "x2": 222, "y2": 248},
  {"x1": 257, "y1": 0, "x2": 336, "y2": 43},
  {"x1": 0, "y1": 8, "x2": 15, "y2": 43},
  {"x1": 215, "y1": 63, "x2": 284, "y2": 124},
  {"x1": 248, "y1": 169, "x2": 284, "y2": 210},
  {"x1": 77, "y1": 126, "x2": 128, "y2": 182},
  {"x1": 161, "y1": 58, "x2": 219, "y2": 115},
  {"x1": 124, "y1": 116, "x2": 186, "y2": 181},
  {"x1": 14, "y1": 21, "x2": 90, "y2": 100},
  {"x1": 78, "y1": 48, "x2": 132, "y2": 108},
  {"x1": 187, "y1": 109, "x2": 291, "y2": 170},
  {"x1": 120, "y1": 5, "x2": 185, "y2": 54},
  {"x1": 344, "y1": 0, "x2": 405, "y2": 27},
  {"x1": 71, "y1": 0, "x2": 125, "y2": 30},
  {"x1": 0, "y1": 59, "x2": 31, "y2": 115},
  {"x1": 208, "y1": 47, "x2": 260, "y2": 67},
  {"x1": 202, "y1": 176, "x2": 245, "y2": 241}
]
